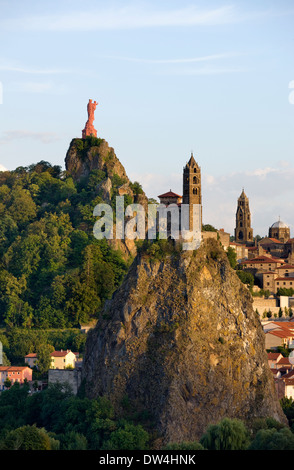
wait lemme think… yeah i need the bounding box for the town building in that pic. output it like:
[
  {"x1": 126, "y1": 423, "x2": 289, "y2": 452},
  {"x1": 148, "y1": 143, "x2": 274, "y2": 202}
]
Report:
[
  {"x1": 158, "y1": 190, "x2": 182, "y2": 206},
  {"x1": 24, "y1": 353, "x2": 38, "y2": 368},
  {"x1": 269, "y1": 219, "x2": 290, "y2": 244},
  {"x1": 182, "y1": 154, "x2": 202, "y2": 230},
  {"x1": 264, "y1": 322, "x2": 294, "y2": 350},
  {"x1": 234, "y1": 189, "x2": 254, "y2": 245},
  {"x1": 157, "y1": 153, "x2": 230, "y2": 248},
  {"x1": 24, "y1": 350, "x2": 79, "y2": 370},
  {"x1": 50, "y1": 350, "x2": 78, "y2": 369},
  {"x1": 0, "y1": 366, "x2": 32, "y2": 390}
]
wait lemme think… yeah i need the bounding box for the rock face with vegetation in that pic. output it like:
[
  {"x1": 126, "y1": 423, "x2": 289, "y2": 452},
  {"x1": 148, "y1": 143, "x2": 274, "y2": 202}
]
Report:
[
  {"x1": 0, "y1": 137, "x2": 148, "y2": 329},
  {"x1": 65, "y1": 136, "x2": 148, "y2": 258},
  {"x1": 82, "y1": 238, "x2": 287, "y2": 444}
]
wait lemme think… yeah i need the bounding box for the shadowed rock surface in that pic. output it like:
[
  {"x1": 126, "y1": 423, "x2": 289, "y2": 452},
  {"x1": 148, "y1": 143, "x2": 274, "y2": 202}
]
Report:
[{"x1": 82, "y1": 238, "x2": 287, "y2": 444}]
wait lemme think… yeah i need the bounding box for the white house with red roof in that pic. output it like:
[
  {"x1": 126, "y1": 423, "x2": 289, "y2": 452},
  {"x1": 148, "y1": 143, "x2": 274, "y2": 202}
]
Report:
[
  {"x1": 265, "y1": 323, "x2": 294, "y2": 350},
  {"x1": 24, "y1": 350, "x2": 79, "y2": 370},
  {"x1": 50, "y1": 350, "x2": 78, "y2": 370}
]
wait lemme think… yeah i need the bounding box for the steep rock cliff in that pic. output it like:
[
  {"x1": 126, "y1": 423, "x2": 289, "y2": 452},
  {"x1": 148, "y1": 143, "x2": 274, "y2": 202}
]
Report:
[
  {"x1": 65, "y1": 137, "x2": 148, "y2": 258},
  {"x1": 82, "y1": 238, "x2": 287, "y2": 444}
]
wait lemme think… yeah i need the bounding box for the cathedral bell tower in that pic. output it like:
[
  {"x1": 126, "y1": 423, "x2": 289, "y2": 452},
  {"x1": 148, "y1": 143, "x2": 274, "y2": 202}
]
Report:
[
  {"x1": 235, "y1": 189, "x2": 253, "y2": 245},
  {"x1": 182, "y1": 153, "x2": 202, "y2": 231}
]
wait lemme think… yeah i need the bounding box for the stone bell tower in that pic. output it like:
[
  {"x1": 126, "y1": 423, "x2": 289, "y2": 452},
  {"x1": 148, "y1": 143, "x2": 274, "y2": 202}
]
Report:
[
  {"x1": 182, "y1": 153, "x2": 202, "y2": 231},
  {"x1": 235, "y1": 189, "x2": 253, "y2": 245}
]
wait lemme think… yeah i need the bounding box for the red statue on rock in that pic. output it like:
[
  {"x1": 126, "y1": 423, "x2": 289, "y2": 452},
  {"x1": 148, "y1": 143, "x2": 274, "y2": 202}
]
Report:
[{"x1": 82, "y1": 99, "x2": 98, "y2": 138}]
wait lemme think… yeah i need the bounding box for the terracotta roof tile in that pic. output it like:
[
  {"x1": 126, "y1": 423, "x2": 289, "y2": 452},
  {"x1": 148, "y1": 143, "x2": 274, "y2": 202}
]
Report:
[
  {"x1": 158, "y1": 191, "x2": 182, "y2": 198},
  {"x1": 267, "y1": 352, "x2": 282, "y2": 359}
]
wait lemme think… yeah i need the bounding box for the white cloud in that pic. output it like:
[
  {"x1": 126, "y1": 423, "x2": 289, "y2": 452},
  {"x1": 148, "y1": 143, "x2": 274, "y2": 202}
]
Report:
[
  {"x1": 0, "y1": 130, "x2": 61, "y2": 144},
  {"x1": 1, "y1": 5, "x2": 238, "y2": 32},
  {"x1": 3, "y1": 3, "x2": 291, "y2": 33},
  {"x1": 165, "y1": 65, "x2": 245, "y2": 76},
  {"x1": 0, "y1": 164, "x2": 8, "y2": 172},
  {"x1": 105, "y1": 52, "x2": 237, "y2": 64},
  {"x1": 104, "y1": 52, "x2": 244, "y2": 76},
  {"x1": 17, "y1": 81, "x2": 55, "y2": 94},
  {"x1": 0, "y1": 64, "x2": 69, "y2": 75}
]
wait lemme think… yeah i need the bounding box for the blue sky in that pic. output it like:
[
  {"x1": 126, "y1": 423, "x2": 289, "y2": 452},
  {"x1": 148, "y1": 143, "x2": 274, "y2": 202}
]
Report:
[{"x1": 0, "y1": 0, "x2": 293, "y2": 235}]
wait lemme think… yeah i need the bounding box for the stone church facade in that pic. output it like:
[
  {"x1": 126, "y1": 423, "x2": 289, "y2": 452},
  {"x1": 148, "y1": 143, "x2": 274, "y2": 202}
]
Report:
[
  {"x1": 234, "y1": 189, "x2": 254, "y2": 246},
  {"x1": 158, "y1": 153, "x2": 230, "y2": 248}
]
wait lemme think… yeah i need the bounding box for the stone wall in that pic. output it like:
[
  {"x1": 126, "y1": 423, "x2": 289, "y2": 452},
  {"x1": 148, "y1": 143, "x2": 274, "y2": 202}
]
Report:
[
  {"x1": 253, "y1": 298, "x2": 278, "y2": 309},
  {"x1": 48, "y1": 368, "x2": 82, "y2": 395},
  {"x1": 253, "y1": 298, "x2": 280, "y2": 316}
]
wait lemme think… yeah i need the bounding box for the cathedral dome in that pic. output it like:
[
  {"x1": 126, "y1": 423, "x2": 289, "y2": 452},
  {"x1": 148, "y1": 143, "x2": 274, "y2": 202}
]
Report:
[{"x1": 271, "y1": 220, "x2": 289, "y2": 229}]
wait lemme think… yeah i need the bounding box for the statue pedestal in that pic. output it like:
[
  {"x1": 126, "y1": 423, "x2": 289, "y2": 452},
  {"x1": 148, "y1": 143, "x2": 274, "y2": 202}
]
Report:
[{"x1": 82, "y1": 123, "x2": 97, "y2": 138}]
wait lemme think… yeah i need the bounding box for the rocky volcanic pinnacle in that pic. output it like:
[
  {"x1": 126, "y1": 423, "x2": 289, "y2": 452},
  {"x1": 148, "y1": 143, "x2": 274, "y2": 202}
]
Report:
[
  {"x1": 65, "y1": 137, "x2": 148, "y2": 258},
  {"x1": 81, "y1": 238, "x2": 287, "y2": 444}
]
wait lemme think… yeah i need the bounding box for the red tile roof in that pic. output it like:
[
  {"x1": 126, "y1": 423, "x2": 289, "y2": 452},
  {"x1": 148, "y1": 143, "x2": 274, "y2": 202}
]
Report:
[
  {"x1": 50, "y1": 350, "x2": 78, "y2": 357},
  {"x1": 241, "y1": 256, "x2": 282, "y2": 264},
  {"x1": 283, "y1": 370, "x2": 294, "y2": 379},
  {"x1": 277, "y1": 357, "x2": 291, "y2": 365},
  {"x1": 51, "y1": 350, "x2": 72, "y2": 357},
  {"x1": 273, "y1": 322, "x2": 294, "y2": 329},
  {"x1": 158, "y1": 191, "x2": 182, "y2": 198},
  {"x1": 265, "y1": 329, "x2": 293, "y2": 339},
  {"x1": 267, "y1": 352, "x2": 282, "y2": 360},
  {"x1": 268, "y1": 238, "x2": 283, "y2": 244},
  {"x1": 284, "y1": 378, "x2": 294, "y2": 386},
  {"x1": 277, "y1": 264, "x2": 294, "y2": 269}
]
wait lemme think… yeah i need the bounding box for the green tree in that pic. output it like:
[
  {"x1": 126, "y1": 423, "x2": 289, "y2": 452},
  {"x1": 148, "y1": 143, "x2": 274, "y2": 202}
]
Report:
[
  {"x1": 226, "y1": 246, "x2": 237, "y2": 269},
  {"x1": 202, "y1": 224, "x2": 217, "y2": 232},
  {"x1": 236, "y1": 270, "x2": 254, "y2": 288},
  {"x1": 58, "y1": 431, "x2": 88, "y2": 450},
  {"x1": 4, "y1": 378, "x2": 11, "y2": 389},
  {"x1": 36, "y1": 343, "x2": 54, "y2": 374},
  {"x1": 101, "y1": 422, "x2": 149, "y2": 450},
  {"x1": 200, "y1": 418, "x2": 250, "y2": 450},
  {"x1": 249, "y1": 427, "x2": 294, "y2": 450},
  {"x1": 164, "y1": 441, "x2": 204, "y2": 450},
  {"x1": 0, "y1": 425, "x2": 57, "y2": 450}
]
